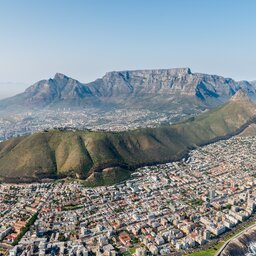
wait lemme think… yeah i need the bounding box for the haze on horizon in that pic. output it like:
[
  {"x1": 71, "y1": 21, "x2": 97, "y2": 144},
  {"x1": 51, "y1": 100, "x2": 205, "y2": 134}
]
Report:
[{"x1": 0, "y1": 0, "x2": 256, "y2": 98}]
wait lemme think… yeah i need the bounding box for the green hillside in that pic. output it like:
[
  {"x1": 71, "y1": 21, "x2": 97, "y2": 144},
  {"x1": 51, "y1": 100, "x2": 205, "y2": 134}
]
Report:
[{"x1": 0, "y1": 92, "x2": 255, "y2": 185}]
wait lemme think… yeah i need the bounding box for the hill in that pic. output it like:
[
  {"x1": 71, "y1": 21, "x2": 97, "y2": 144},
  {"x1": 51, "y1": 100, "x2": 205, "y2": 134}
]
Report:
[{"x1": 0, "y1": 90, "x2": 255, "y2": 185}]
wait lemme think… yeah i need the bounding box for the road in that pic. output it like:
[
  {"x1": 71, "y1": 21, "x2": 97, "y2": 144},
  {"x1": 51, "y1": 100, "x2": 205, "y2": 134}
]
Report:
[{"x1": 215, "y1": 223, "x2": 256, "y2": 256}]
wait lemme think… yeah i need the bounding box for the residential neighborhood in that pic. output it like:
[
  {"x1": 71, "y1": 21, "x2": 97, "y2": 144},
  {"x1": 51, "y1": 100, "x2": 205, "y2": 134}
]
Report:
[
  {"x1": 1, "y1": 136, "x2": 256, "y2": 255},
  {"x1": 0, "y1": 108, "x2": 193, "y2": 141}
]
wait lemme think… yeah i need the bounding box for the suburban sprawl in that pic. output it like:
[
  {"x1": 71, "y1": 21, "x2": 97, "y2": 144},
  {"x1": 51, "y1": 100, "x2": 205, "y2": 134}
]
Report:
[
  {"x1": 1, "y1": 135, "x2": 256, "y2": 255},
  {"x1": 0, "y1": 109, "x2": 194, "y2": 141}
]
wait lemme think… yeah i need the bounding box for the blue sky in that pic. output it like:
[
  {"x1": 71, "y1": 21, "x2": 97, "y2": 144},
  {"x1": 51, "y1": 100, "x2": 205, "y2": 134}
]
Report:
[{"x1": 0, "y1": 0, "x2": 256, "y2": 90}]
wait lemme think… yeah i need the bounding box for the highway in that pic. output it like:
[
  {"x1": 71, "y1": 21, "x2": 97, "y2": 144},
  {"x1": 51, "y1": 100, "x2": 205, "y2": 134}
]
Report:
[{"x1": 215, "y1": 223, "x2": 256, "y2": 256}]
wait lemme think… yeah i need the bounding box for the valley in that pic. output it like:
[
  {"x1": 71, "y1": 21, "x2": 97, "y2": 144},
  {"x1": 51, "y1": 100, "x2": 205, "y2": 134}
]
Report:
[{"x1": 0, "y1": 108, "x2": 192, "y2": 142}]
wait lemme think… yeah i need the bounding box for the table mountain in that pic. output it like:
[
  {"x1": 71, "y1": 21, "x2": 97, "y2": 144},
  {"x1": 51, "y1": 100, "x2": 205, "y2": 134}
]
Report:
[{"x1": 0, "y1": 68, "x2": 256, "y2": 113}]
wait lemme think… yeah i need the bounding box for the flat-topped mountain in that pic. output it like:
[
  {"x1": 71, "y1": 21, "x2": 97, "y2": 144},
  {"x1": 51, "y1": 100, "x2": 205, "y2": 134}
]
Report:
[
  {"x1": 0, "y1": 90, "x2": 255, "y2": 185},
  {"x1": 1, "y1": 68, "x2": 256, "y2": 114}
]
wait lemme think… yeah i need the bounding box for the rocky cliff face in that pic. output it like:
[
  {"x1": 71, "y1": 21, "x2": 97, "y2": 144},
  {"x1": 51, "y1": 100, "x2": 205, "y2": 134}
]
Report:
[
  {"x1": 88, "y1": 68, "x2": 250, "y2": 101},
  {"x1": 95, "y1": 68, "x2": 195, "y2": 96},
  {"x1": 1, "y1": 68, "x2": 256, "y2": 112}
]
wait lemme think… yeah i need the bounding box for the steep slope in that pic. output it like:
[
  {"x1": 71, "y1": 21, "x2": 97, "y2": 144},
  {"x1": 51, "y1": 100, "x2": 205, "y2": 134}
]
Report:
[
  {"x1": 24, "y1": 73, "x2": 94, "y2": 106},
  {"x1": 0, "y1": 73, "x2": 96, "y2": 110},
  {"x1": 0, "y1": 90, "x2": 255, "y2": 184},
  {"x1": 1, "y1": 68, "x2": 256, "y2": 113}
]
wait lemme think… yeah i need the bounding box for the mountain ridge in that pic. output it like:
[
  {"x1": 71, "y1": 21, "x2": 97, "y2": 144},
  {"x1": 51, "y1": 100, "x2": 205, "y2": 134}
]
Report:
[
  {"x1": 0, "y1": 90, "x2": 255, "y2": 185},
  {"x1": 1, "y1": 68, "x2": 256, "y2": 114}
]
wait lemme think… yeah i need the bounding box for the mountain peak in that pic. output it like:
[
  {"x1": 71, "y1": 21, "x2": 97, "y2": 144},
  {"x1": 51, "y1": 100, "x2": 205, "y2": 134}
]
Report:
[
  {"x1": 2, "y1": 68, "x2": 256, "y2": 113},
  {"x1": 54, "y1": 73, "x2": 69, "y2": 80},
  {"x1": 230, "y1": 89, "x2": 251, "y2": 102},
  {"x1": 176, "y1": 67, "x2": 191, "y2": 75}
]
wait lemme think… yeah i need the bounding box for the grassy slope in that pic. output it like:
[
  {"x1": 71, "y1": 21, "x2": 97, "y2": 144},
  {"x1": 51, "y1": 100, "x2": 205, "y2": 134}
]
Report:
[{"x1": 0, "y1": 99, "x2": 254, "y2": 183}]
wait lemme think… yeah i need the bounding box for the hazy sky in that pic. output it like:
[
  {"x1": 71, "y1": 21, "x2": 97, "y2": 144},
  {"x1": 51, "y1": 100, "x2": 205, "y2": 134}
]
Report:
[{"x1": 0, "y1": 0, "x2": 256, "y2": 89}]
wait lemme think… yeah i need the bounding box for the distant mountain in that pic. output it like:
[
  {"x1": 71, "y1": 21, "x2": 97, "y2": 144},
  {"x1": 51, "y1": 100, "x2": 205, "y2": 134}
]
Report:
[
  {"x1": 24, "y1": 73, "x2": 93, "y2": 105},
  {"x1": 0, "y1": 74, "x2": 97, "y2": 110},
  {"x1": 0, "y1": 68, "x2": 256, "y2": 114},
  {"x1": 0, "y1": 90, "x2": 255, "y2": 185}
]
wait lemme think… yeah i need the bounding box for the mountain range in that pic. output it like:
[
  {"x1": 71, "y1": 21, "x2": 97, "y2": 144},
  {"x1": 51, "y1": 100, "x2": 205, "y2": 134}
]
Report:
[
  {"x1": 1, "y1": 68, "x2": 256, "y2": 115},
  {"x1": 0, "y1": 90, "x2": 255, "y2": 185}
]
